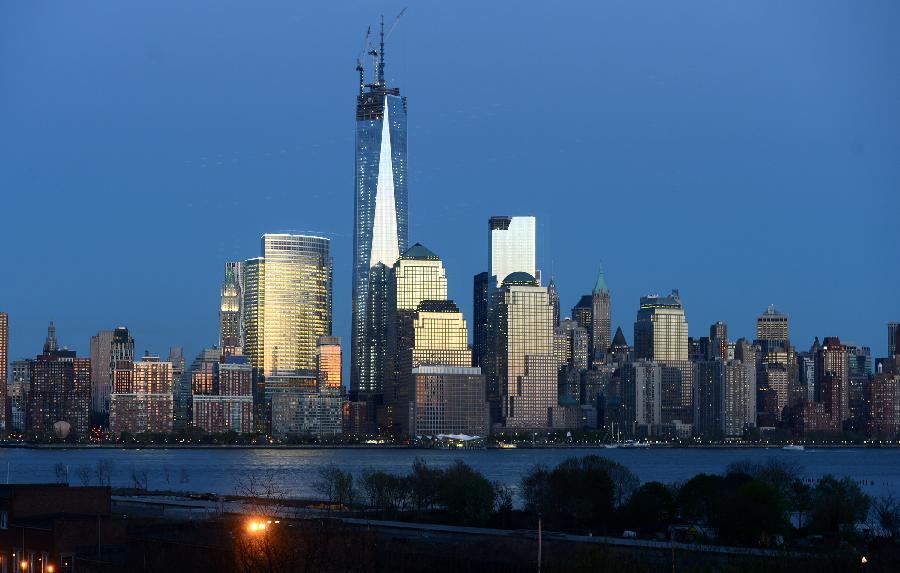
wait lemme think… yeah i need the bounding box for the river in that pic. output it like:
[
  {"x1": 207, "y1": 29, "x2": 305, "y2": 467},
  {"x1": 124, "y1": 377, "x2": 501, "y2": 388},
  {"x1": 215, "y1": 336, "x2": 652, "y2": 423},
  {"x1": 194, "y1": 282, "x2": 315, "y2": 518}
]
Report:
[{"x1": 5, "y1": 446, "x2": 898, "y2": 501}]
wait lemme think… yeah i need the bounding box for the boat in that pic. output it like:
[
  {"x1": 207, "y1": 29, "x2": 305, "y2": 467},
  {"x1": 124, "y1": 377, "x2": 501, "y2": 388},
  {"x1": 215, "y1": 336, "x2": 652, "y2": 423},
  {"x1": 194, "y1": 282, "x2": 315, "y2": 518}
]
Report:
[
  {"x1": 782, "y1": 444, "x2": 805, "y2": 451},
  {"x1": 498, "y1": 443, "x2": 518, "y2": 449}
]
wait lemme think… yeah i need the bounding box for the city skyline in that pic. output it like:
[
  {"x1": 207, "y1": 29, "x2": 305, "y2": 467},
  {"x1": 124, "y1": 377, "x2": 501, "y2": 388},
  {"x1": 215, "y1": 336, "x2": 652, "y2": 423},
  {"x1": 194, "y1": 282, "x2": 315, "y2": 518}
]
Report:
[{"x1": 2, "y1": 2, "x2": 900, "y2": 366}]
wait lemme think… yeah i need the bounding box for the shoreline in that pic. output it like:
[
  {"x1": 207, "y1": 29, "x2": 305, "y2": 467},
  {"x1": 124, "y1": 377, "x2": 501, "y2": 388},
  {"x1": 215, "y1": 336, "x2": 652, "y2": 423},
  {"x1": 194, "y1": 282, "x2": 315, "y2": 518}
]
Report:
[{"x1": 2, "y1": 442, "x2": 898, "y2": 450}]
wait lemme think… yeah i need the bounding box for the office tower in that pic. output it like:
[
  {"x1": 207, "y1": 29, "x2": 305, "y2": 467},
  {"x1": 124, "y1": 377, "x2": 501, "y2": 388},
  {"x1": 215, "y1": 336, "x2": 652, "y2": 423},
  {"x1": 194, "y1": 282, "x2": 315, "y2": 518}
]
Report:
[
  {"x1": 10, "y1": 359, "x2": 31, "y2": 431},
  {"x1": 693, "y1": 360, "x2": 723, "y2": 438},
  {"x1": 241, "y1": 257, "x2": 265, "y2": 369},
  {"x1": 184, "y1": 348, "x2": 223, "y2": 426},
  {"x1": 317, "y1": 336, "x2": 342, "y2": 391},
  {"x1": 591, "y1": 265, "x2": 611, "y2": 362},
  {"x1": 634, "y1": 291, "x2": 688, "y2": 362},
  {"x1": 759, "y1": 362, "x2": 789, "y2": 422},
  {"x1": 220, "y1": 262, "x2": 243, "y2": 356},
  {"x1": 756, "y1": 305, "x2": 789, "y2": 348},
  {"x1": 383, "y1": 243, "x2": 450, "y2": 433},
  {"x1": 888, "y1": 323, "x2": 898, "y2": 357},
  {"x1": 797, "y1": 351, "x2": 816, "y2": 403},
  {"x1": 547, "y1": 279, "x2": 560, "y2": 328},
  {"x1": 571, "y1": 296, "x2": 593, "y2": 336},
  {"x1": 489, "y1": 216, "x2": 536, "y2": 288},
  {"x1": 621, "y1": 360, "x2": 662, "y2": 436},
  {"x1": 494, "y1": 272, "x2": 556, "y2": 429},
  {"x1": 193, "y1": 356, "x2": 253, "y2": 434},
  {"x1": 816, "y1": 337, "x2": 848, "y2": 422},
  {"x1": 723, "y1": 360, "x2": 756, "y2": 437},
  {"x1": 472, "y1": 271, "x2": 490, "y2": 369},
  {"x1": 0, "y1": 311, "x2": 6, "y2": 430},
  {"x1": 89, "y1": 330, "x2": 114, "y2": 416},
  {"x1": 634, "y1": 291, "x2": 691, "y2": 424},
  {"x1": 111, "y1": 327, "x2": 135, "y2": 373},
  {"x1": 709, "y1": 322, "x2": 728, "y2": 362},
  {"x1": 554, "y1": 318, "x2": 589, "y2": 371},
  {"x1": 410, "y1": 365, "x2": 488, "y2": 437},
  {"x1": 352, "y1": 27, "x2": 409, "y2": 399},
  {"x1": 109, "y1": 355, "x2": 174, "y2": 435},
  {"x1": 845, "y1": 343, "x2": 871, "y2": 431},
  {"x1": 168, "y1": 346, "x2": 187, "y2": 429},
  {"x1": 27, "y1": 324, "x2": 91, "y2": 439},
  {"x1": 868, "y1": 370, "x2": 900, "y2": 437},
  {"x1": 261, "y1": 234, "x2": 332, "y2": 376}
]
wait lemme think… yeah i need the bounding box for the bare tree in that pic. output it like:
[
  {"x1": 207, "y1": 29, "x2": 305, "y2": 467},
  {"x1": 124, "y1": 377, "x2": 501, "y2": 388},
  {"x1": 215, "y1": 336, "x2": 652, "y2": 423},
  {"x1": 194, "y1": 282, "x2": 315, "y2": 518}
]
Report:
[
  {"x1": 872, "y1": 495, "x2": 900, "y2": 539},
  {"x1": 95, "y1": 459, "x2": 114, "y2": 486},
  {"x1": 234, "y1": 469, "x2": 289, "y2": 519},
  {"x1": 54, "y1": 462, "x2": 68, "y2": 484},
  {"x1": 130, "y1": 466, "x2": 149, "y2": 491},
  {"x1": 77, "y1": 465, "x2": 93, "y2": 486}
]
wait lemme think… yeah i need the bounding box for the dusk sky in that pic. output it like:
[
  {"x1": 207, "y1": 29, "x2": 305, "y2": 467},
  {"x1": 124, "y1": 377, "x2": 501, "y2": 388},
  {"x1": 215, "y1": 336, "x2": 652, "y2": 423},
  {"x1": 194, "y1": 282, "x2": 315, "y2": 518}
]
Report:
[{"x1": 2, "y1": 1, "x2": 899, "y2": 368}]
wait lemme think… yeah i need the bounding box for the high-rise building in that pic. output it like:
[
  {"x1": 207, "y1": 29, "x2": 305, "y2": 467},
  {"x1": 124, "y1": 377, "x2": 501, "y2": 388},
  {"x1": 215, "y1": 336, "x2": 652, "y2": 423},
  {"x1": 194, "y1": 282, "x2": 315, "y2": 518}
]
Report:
[
  {"x1": 868, "y1": 368, "x2": 899, "y2": 438},
  {"x1": 723, "y1": 360, "x2": 756, "y2": 437},
  {"x1": 888, "y1": 323, "x2": 899, "y2": 358},
  {"x1": 693, "y1": 360, "x2": 723, "y2": 438},
  {"x1": 10, "y1": 359, "x2": 31, "y2": 431},
  {"x1": 109, "y1": 355, "x2": 174, "y2": 435},
  {"x1": 384, "y1": 243, "x2": 449, "y2": 433},
  {"x1": 352, "y1": 27, "x2": 408, "y2": 399},
  {"x1": 168, "y1": 346, "x2": 187, "y2": 429},
  {"x1": 709, "y1": 321, "x2": 728, "y2": 362},
  {"x1": 554, "y1": 318, "x2": 589, "y2": 372},
  {"x1": 242, "y1": 235, "x2": 332, "y2": 378},
  {"x1": 0, "y1": 311, "x2": 7, "y2": 430},
  {"x1": 89, "y1": 330, "x2": 114, "y2": 416},
  {"x1": 27, "y1": 324, "x2": 91, "y2": 439},
  {"x1": 591, "y1": 265, "x2": 611, "y2": 362},
  {"x1": 621, "y1": 360, "x2": 662, "y2": 436},
  {"x1": 241, "y1": 257, "x2": 265, "y2": 370},
  {"x1": 757, "y1": 305, "x2": 789, "y2": 347},
  {"x1": 410, "y1": 365, "x2": 488, "y2": 437},
  {"x1": 220, "y1": 262, "x2": 243, "y2": 356},
  {"x1": 472, "y1": 271, "x2": 490, "y2": 369},
  {"x1": 816, "y1": 337, "x2": 849, "y2": 422},
  {"x1": 547, "y1": 279, "x2": 560, "y2": 328},
  {"x1": 571, "y1": 296, "x2": 593, "y2": 337},
  {"x1": 489, "y1": 216, "x2": 536, "y2": 288},
  {"x1": 494, "y1": 272, "x2": 556, "y2": 429},
  {"x1": 193, "y1": 356, "x2": 253, "y2": 434},
  {"x1": 317, "y1": 336, "x2": 342, "y2": 391},
  {"x1": 634, "y1": 291, "x2": 688, "y2": 362}
]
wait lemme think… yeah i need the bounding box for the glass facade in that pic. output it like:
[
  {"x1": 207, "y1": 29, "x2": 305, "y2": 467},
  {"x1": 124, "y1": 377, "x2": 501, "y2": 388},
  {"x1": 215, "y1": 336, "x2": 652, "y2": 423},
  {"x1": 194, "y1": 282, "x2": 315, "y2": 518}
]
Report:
[
  {"x1": 411, "y1": 366, "x2": 488, "y2": 437},
  {"x1": 634, "y1": 291, "x2": 688, "y2": 362},
  {"x1": 242, "y1": 234, "x2": 333, "y2": 377},
  {"x1": 495, "y1": 274, "x2": 557, "y2": 429},
  {"x1": 489, "y1": 216, "x2": 536, "y2": 287},
  {"x1": 219, "y1": 262, "x2": 243, "y2": 356},
  {"x1": 317, "y1": 336, "x2": 342, "y2": 390},
  {"x1": 352, "y1": 82, "x2": 408, "y2": 398}
]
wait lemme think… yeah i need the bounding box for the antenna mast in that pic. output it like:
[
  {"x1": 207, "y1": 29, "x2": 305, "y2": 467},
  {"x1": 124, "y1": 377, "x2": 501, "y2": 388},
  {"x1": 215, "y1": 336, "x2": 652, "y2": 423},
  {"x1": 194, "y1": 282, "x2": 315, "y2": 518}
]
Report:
[{"x1": 378, "y1": 15, "x2": 385, "y2": 86}]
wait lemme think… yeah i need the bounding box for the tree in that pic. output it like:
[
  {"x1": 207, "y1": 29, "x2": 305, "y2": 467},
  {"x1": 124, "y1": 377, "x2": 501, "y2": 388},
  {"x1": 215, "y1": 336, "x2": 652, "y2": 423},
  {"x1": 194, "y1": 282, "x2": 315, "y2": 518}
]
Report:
[
  {"x1": 619, "y1": 481, "x2": 674, "y2": 535},
  {"x1": 54, "y1": 462, "x2": 68, "y2": 484},
  {"x1": 872, "y1": 496, "x2": 900, "y2": 539},
  {"x1": 314, "y1": 464, "x2": 355, "y2": 509},
  {"x1": 522, "y1": 456, "x2": 616, "y2": 533},
  {"x1": 95, "y1": 459, "x2": 114, "y2": 486},
  {"x1": 360, "y1": 469, "x2": 409, "y2": 515},
  {"x1": 408, "y1": 457, "x2": 442, "y2": 512},
  {"x1": 809, "y1": 475, "x2": 871, "y2": 534},
  {"x1": 77, "y1": 465, "x2": 93, "y2": 486},
  {"x1": 437, "y1": 460, "x2": 495, "y2": 525},
  {"x1": 714, "y1": 480, "x2": 790, "y2": 546}
]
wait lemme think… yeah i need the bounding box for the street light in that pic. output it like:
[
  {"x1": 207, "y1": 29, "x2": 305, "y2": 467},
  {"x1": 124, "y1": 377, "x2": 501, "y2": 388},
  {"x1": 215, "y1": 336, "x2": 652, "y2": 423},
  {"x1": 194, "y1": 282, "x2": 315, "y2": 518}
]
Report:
[{"x1": 21, "y1": 560, "x2": 28, "y2": 571}]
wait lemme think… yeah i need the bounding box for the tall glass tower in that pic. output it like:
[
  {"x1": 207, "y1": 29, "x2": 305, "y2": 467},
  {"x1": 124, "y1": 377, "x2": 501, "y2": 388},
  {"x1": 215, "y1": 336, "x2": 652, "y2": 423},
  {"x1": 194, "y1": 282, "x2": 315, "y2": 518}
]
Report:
[{"x1": 352, "y1": 22, "x2": 408, "y2": 398}]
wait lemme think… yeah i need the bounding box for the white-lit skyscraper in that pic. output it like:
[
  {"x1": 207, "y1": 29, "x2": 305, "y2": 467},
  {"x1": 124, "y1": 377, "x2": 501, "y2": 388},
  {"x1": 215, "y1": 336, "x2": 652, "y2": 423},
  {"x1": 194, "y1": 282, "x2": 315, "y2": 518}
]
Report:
[
  {"x1": 351, "y1": 23, "x2": 408, "y2": 398},
  {"x1": 489, "y1": 216, "x2": 536, "y2": 287}
]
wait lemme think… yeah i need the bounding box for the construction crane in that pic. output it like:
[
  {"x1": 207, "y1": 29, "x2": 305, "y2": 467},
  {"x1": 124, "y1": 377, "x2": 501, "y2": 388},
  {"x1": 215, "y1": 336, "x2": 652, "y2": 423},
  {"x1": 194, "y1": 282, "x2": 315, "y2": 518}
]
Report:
[{"x1": 356, "y1": 25, "x2": 370, "y2": 94}]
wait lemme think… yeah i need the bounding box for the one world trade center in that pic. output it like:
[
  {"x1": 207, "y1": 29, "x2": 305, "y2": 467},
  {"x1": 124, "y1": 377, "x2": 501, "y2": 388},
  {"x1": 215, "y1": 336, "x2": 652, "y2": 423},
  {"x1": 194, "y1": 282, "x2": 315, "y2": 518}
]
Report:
[{"x1": 351, "y1": 19, "x2": 408, "y2": 402}]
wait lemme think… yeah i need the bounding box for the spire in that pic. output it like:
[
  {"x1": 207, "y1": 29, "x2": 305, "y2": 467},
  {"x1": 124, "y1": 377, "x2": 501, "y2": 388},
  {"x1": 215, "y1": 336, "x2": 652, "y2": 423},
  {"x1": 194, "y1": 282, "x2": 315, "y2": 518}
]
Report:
[
  {"x1": 43, "y1": 321, "x2": 58, "y2": 354},
  {"x1": 593, "y1": 263, "x2": 608, "y2": 294},
  {"x1": 611, "y1": 326, "x2": 628, "y2": 348},
  {"x1": 378, "y1": 14, "x2": 385, "y2": 87}
]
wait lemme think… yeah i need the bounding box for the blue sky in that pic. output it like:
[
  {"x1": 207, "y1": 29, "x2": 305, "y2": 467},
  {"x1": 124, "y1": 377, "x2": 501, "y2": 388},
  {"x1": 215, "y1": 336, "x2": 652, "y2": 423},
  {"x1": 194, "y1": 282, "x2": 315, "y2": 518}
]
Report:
[{"x1": 2, "y1": 1, "x2": 899, "y2": 367}]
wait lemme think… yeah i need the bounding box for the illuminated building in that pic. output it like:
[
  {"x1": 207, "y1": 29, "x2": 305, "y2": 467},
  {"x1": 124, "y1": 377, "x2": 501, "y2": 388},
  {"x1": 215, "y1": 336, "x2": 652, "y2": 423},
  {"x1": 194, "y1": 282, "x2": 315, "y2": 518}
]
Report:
[
  {"x1": 317, "y1": 336, "x2": 342, "y2": 391},
  {"x1": 634, "y1": 291, "x2": 688, "y2": 362},
  {"x1": 192, "y1": 357, "x2": 253, "y2": 434},
  {"x1": 351, "y1": 26, "x2": 408, "y2": 399},
  {"x1": 109, "y1": 355, "x2": 173, "y2": 435},
  {"x1": 591, "y1": 265, "x2": 611, "y2": 362},
  {"x1": 27, "y1": 324, "x2": 91, "y2": 439},
  {"x1": 220, "y1": 262, "x2": 243, "y2": 356},
  {"x1": 547, "y1": 279, "x2": 560, "y2": 327},
  {"x1": 89, "y1": 330, "x2": 113, "y2": 415},
  {"x1": 10, "y1": 359, "x2": 31, "y2": 430},
  {"x1": 816, "y1": 336, "x2": 848, "y2": 422},
  {"x1": 411, "y1": 366, "x2": 488, "y2": 437},
  {"x1": 0, "y1": 311, "x2": 6, "y2": 429},
  {"x1": 489, "y1": 216, "x2": 536, "y2": 288},
  {"x1": 494, "y1": 272, "x2": 557, "y2": 429}
]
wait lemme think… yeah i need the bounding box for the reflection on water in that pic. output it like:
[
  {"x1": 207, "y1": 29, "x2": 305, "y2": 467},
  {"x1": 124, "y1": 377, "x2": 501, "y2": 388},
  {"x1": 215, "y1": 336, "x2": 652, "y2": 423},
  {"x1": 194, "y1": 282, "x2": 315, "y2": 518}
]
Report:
[{"x1": 3, "y1": 447, "x2": 898, "y2": 500}]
